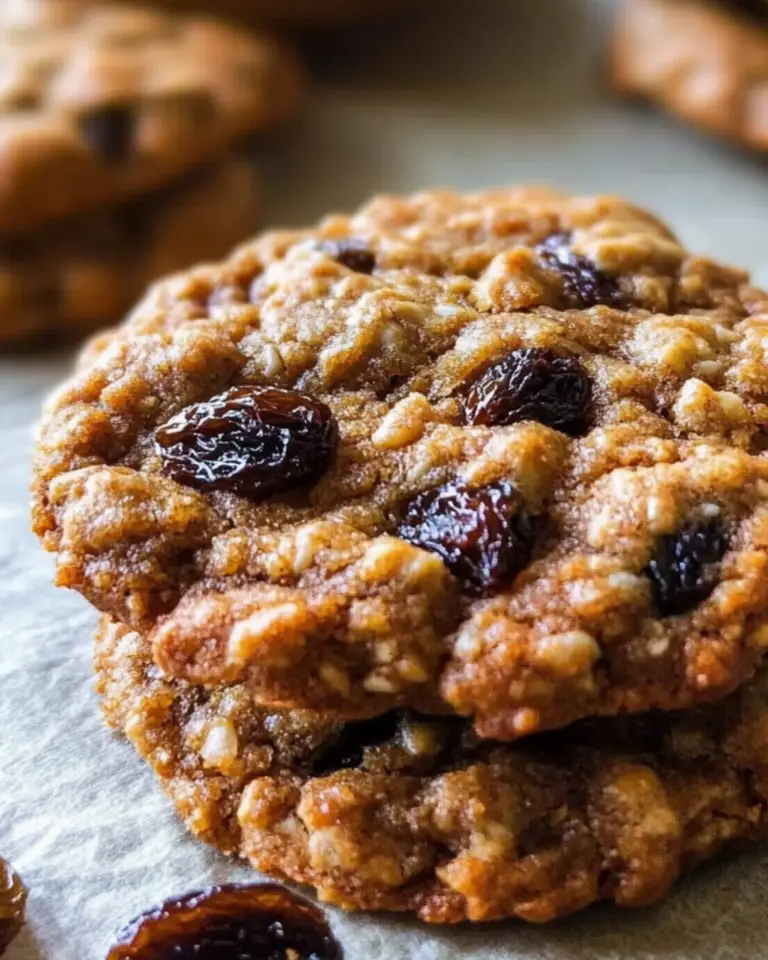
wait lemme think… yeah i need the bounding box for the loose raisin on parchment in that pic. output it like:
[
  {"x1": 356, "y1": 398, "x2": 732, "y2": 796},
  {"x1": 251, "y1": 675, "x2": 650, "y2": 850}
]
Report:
[
  {"x1": 106, "y1": 883, "x2": 342, "y2": 960},
  {"x1": 0, "y1": 857, "x2": 27, "y2": 956}
]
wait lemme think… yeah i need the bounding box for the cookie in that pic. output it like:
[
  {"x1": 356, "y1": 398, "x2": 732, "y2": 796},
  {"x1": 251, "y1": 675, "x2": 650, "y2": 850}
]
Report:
[
  {"x1": 0, "y1": 0, "x2": 302, "y2": 236},
  {"x1": 33, "y1": 187, "x2": 768, "y2": 740},
  {"x1": 612, "y1": 0, "x2": 768, "y2": 152},
  {"x1": 0, "y1": 157, "x2": 260, "y2": 346},
  {"x1": 96, "y1": 615, "x2": 768, "y2": 924},
  {"x1": 155, "y1": 0, "x2": 414, "y2": 26}
]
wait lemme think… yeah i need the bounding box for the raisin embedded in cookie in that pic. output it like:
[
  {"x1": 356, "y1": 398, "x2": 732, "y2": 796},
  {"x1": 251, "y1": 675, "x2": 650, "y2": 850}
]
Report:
[
  {"x1": 0, "y1": 0, "x2": 302, "y2": 235},
  {"x1": 613, "y1": 0, "x2": 768, "y2": 152},
  {"x1": 0, "y1": 157, "x2": 259, "y2": 347},
  {"x1": 96, "y1": 616, "x2": 768, "y2": 924},
  {"x1": 33, "y1": 187, "x2": 768, "y2": 739}
]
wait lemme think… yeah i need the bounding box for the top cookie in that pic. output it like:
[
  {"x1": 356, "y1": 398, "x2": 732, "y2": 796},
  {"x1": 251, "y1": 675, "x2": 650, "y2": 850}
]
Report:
[
  {"x1": 32, "y1": 187, "x2": 768, "y2": 740},
  {"x1": 0, "y1": 0, "x2": 303, "y2": 235},
  {"x1": 613, "y1": 0, "x2": 768, "y2": 153}
]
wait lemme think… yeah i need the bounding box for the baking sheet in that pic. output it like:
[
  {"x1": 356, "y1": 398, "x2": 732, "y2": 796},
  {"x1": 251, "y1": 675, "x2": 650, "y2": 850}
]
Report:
[{"x1": 3, "y1": 1, "x2": 768, "y2": 957}]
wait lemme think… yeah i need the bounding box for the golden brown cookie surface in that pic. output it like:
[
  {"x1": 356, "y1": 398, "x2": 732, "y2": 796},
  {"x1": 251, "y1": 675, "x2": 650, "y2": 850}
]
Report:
[
  {"x1": 33, "y1": 187, "x2": 768, "y2": 739},
  {"x1": 0, "y1": 0, "x2": 302, "y2": 234},
  {"x1": 96, "y1": 616, "x2": 768, "y2": 924}
]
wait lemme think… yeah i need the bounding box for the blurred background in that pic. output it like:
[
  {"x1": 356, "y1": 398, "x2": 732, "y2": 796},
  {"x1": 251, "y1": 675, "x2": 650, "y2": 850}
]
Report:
[
  {"x1": 268, "y1": 0, "x2": 768, "y2": 272},
  {"x1": 2, "y1": 0, "x2": 768, "y2": 350}
]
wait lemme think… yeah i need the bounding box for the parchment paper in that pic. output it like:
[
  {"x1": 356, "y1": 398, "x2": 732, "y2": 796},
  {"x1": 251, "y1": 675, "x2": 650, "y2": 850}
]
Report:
[{"x1": 3, "y1": 1, "x2": 768, "y2": 957}]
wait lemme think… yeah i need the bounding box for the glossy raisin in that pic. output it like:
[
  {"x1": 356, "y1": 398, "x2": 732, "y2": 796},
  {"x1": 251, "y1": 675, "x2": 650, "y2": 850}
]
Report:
[
  {"x1": 462, "y1": 347, "x2": 593, "y2": 434},
  {"x1": 537, "y1": 232, "x2": 622, "y2": 309},
  {"x1": 647, "y1": 520, "x2": 728, "y2": 617},
  {"x1": 319, "y1": 238, "x2": 376, "y2": 274},
  {"x1": 0, "y1": 857, "x2": 26, "y2": 956},
  {"x1": 399, "y1": 479, "x2": 536, "y2": 595},
  {"x1": 78, "y1": 104, "x2": 135, "y2": 162},
  {"x1": 155, "y1": 386, "x2": 337, "y2": 501},
  {"x1": 106, "y1": 884, "x2": 342, "y2": 960}
]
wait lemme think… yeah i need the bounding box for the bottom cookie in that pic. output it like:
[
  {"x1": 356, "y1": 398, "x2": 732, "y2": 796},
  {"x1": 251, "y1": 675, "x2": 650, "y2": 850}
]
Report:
[
  {"x1": 0, "y1": 158, "x2": 260, "y2": 347},
  {"x1": 96, "y1": 615, "x2": 768, "y2": 925}
]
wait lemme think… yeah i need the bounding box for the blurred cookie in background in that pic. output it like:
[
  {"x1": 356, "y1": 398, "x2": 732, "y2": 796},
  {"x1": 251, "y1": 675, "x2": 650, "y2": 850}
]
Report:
[
  {"x1": 0, "y1": 0, "x2": 304, "y2": 345},
  {"x1": 153, "y1": 0, "x2": 416, "y2": 27},
  {"x1": 0, "y1": 1, "x2": 302, "y2": 235},
  {"x1": 0, "y1": 158, "x2": 260, "y2": 347},
  {"x1": 612, "y1": 0, "x2": 768, "y2": 152}
]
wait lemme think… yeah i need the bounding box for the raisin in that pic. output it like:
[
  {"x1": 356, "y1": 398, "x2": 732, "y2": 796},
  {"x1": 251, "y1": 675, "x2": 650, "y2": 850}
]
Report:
[
  {"x1": 647, "y1": 520, "x2": 728, "y2": 617},
  {"x1": 78, "y1": 104, "x2": 135, "y2": 162},
  {"x1": 106, "y1": 884, "x2": 342, "y2": 960},
  {"x1": 319, "y1": 238, "x2": 376, "y2": 274},
  {"x1": 312, "y1": 713, "x2": 401, "y2": 775},
  {"x1": 399, "y1": 480, "x2": 536, "y2": 595},
  {"x1": 155, "y1": 386, "x2": 337, "y2": 501},
  {"x1": 0, "y1": 857, "x2": 26, "y2": 956},
  {"x1": 462, "y1": 347, "x2": 593, "y2": 434},
  {"x1": 537, "y1": 232, "x2": 622, "y2": 309}
]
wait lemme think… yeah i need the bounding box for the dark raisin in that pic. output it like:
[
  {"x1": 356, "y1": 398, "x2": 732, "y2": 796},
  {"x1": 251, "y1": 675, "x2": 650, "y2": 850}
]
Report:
[
  {"x1": 319, "y1": 238, "x2": 376, "y2": 274},
  {"x1": 647, "y1": 520, "x2": 728, "y2": 617},
  {"x1": 0, "y1": 857, "x2": 26, "y2": 956},
  {"x1": 462, "y1": 347, "x2": 593, "y2": 435},
  {"x1": 155, "y1": 385, "x2": 337, "y2": 501},
  {"x1": 537, "y1": 232, "x2": 622, "y2": 309},
  {"x1": 106, "y1": 884, "x2": 342, "y2": 960},
  {"x1": 78, "y1": 104, "x2": 135, "y2": 162},
  {"x1": 312, "y1": 713, "x2": 401, "y2": 775},
  {"x1": 398, "y1": 479, "x2": 536, "y2": 595}
]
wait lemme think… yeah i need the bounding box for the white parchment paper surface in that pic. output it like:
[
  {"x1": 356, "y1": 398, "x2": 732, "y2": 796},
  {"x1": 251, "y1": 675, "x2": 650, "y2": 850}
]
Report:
[{"x1": 3, "y1": 2, "x2": 768, "y2": 957}]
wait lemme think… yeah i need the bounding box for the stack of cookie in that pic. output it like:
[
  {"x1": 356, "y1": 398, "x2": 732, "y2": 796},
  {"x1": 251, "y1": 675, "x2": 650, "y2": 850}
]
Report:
[
  {"x1": 0, "y1": 0, "x2": 303, "y2": 346},
  {"x1": 32, "y1": 186, "x2": 768, "y2": 924}
]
